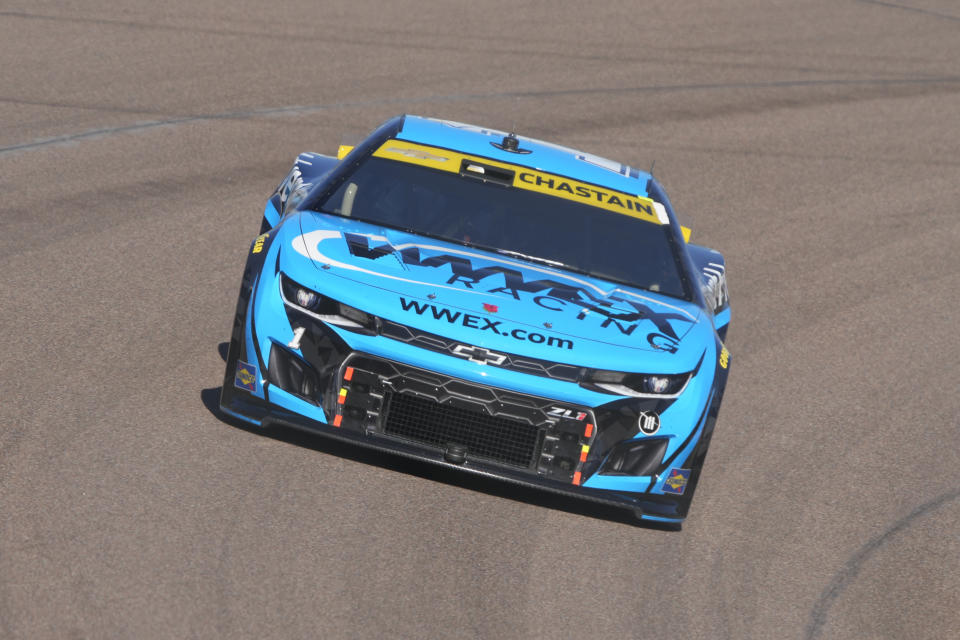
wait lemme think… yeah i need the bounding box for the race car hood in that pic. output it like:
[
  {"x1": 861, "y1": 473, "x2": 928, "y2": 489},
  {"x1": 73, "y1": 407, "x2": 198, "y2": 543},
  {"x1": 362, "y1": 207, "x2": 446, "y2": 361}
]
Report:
[{"x1": 286, "y1": 211, "x2": 708, "y2": 374}]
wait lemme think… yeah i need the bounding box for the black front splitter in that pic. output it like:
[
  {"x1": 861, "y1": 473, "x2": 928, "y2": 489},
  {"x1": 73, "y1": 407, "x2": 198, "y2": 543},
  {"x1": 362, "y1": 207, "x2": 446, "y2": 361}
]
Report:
[{"x1": 219, "y1": 390, "x2": 687, "y2": 525}]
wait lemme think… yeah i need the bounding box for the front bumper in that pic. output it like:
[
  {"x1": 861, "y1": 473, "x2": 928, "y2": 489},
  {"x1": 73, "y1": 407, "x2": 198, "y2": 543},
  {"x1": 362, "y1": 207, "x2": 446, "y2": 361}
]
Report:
[{"x1": 220, "y1": 380, "x2": 691, "y2": 524}]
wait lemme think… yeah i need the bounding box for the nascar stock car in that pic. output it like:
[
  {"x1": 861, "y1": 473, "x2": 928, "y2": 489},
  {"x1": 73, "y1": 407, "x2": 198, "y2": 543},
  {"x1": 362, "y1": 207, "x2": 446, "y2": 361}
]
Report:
[{"x1": 220, "y1": 115, "x2": 730, "y2": 526}]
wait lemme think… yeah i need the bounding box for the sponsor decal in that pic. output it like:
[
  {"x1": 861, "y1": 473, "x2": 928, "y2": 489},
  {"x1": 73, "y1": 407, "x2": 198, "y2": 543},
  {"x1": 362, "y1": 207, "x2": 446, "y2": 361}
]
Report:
[
  {"x1": 276, "y1": 164, "x2": 311, "y2": 212},
  {"x1": 373, "y1": 142, "x2": 454, "y2": 172},
  {"x1": 287, "y1": 326, "x2": 306, "y2": 350},
  {"x1": 372, "y1": 139, "x2": 664, "y2": 224},
  {"x1": 451, "y1": 344, "x2": 507, "y2": 365},
  {"x1": 235, "y1": 360, "x2": 258, "y2": 392},
  {"x1": 719, "y1": 346, "x2": 730, "y2": 369},
  {"x1": 663, "y1": 468, "x2": 690, "y2": 495},
  {"x1": 637, "y1": 411, "x2": 660, "y2": 436},
  {"x1": 399, "y1": 297, "x2": 574, "y2": 350},
  {"x1": 252, "y1": 232, "x2": 269, "y2": 254},
  {"x1": 702, "y1": 262, "x2": 728, "y2": 311},
  {"x1": 515, "y1": 171, "x2": 661, "y2": 223},
  {"x1": 382, "y1": 145, "x2": 450, "y2": 163},
  {"x1": 547, "y1": 407, "x2": 588, "y2": 421},
  {"x1": 324, "y1": 233, "x2": 695, "y2": 346},
  {"x1": 648, "y1": 332, "x2": 680, "y2": 354}
]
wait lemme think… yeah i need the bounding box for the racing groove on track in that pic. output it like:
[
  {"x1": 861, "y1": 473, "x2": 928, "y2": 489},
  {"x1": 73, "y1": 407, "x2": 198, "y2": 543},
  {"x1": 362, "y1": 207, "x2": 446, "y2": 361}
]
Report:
[{"x1": 1, "y1": 2, "x2": 958, "y2": 639}]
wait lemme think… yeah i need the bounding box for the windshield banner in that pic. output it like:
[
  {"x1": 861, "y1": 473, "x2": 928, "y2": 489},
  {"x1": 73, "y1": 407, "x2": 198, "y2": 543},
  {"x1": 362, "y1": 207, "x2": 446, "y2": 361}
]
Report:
[{"x1": 373, "y1": 139, "x2": 664, "y2": 225}]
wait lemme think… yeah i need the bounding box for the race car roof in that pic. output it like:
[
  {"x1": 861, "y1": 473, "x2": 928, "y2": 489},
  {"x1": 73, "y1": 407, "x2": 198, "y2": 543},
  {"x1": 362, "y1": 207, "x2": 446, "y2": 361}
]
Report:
[{"x1": 396, "y1": 116, "x2": 653, "y2": 198}]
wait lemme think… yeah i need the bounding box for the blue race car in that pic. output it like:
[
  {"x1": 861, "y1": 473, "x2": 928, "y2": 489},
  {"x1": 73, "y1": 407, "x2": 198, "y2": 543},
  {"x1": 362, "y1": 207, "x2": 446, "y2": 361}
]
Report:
[{"x1": 220, "y1": 115, "x2": 730, "y2": 527}]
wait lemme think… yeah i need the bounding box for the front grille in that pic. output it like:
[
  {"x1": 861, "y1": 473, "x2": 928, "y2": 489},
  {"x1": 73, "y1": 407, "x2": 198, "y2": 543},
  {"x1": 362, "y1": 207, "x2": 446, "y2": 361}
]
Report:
[
  {"x1": 380, "y1": 320, "x2": 581, "y2": 382},
  {"x1": 383, "y1": 391, "x2": 540, "y2": 468},
  {"x1": 337, "y1": 354, "x2": 597, "y2": 483}
]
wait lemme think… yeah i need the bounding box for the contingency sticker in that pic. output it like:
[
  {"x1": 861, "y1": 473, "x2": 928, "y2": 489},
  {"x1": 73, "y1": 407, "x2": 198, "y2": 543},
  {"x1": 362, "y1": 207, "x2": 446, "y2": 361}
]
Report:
[
  {"x1": 373, "y1": 139, "x2": 663, "y2": 225},
  {"x1": 663, "y1": 468, "x2": 690, "y2": 495},
  {"x1": 235, "y1": 360, "x2": 258, "y2": 392},
  {"x1": 252, "y1": 232, "x2": 269, "y2": 254}
]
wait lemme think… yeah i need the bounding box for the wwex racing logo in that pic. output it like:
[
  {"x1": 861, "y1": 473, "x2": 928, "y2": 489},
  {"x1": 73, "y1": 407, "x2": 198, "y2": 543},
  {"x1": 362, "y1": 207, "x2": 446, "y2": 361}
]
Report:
[{"x1": 345, "y1": 233, "x2": 693, "y2": 353}]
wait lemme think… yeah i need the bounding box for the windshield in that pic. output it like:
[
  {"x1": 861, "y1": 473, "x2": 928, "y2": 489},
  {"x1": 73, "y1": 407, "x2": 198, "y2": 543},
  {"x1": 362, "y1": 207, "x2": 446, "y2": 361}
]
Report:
[{"x1": 310, "y1": 150, "x2": 691, "y2": 299}]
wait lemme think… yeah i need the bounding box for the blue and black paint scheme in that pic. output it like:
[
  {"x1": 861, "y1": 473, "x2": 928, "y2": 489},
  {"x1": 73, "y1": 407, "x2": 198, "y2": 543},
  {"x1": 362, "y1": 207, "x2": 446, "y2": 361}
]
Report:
[{"x1": 220, "y1": 115, "x2": 731, "y2": 527}]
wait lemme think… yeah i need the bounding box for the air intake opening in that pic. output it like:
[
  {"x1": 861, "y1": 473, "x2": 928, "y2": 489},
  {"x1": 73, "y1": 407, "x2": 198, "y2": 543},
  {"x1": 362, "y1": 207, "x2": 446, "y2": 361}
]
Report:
[{"x1": 383, "y1": 391, "x2": 539, "y2": 468}]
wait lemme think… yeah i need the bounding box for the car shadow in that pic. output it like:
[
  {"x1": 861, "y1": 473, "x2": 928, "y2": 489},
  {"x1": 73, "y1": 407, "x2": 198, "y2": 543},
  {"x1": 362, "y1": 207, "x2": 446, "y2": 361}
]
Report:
[{"x1": 202, "y1": 356, "x2": 677, "y2": 531}]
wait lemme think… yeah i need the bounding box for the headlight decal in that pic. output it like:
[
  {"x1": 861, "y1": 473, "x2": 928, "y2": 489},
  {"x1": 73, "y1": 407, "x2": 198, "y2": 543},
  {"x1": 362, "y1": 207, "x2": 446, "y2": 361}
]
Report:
[
  {"x1": 581, "y1": 351, "x2": 704, "y2": 399},
  {"x1": 279, "y1": 272, "x2": 379, "y2": 334}
]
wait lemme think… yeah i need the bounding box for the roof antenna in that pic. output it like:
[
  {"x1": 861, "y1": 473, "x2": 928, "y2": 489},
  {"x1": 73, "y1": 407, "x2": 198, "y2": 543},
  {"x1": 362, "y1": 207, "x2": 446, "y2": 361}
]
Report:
[
  {"x1": 491, "y1": 130, "x2": 531, "y2": 154},
  {"x1": 649, "y1": 159, "x2": 656, "y2": 175}
]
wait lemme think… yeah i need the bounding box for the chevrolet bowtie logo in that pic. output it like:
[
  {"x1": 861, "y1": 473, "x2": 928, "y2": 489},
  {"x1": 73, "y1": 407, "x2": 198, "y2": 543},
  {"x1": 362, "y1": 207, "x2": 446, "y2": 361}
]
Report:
[{"x1": 451, "y1": 344, "x2": 507, "y2": 365}]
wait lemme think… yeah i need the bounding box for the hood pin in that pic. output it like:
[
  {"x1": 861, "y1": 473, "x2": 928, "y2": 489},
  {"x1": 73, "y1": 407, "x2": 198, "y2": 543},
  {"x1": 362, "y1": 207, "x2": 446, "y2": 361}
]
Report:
[
  {"x1": 427, "y1": 293, "x2": 437, "y2": 299},
  {"x1": 543, "y1": 322, "x2": 553, "y2": 329}
]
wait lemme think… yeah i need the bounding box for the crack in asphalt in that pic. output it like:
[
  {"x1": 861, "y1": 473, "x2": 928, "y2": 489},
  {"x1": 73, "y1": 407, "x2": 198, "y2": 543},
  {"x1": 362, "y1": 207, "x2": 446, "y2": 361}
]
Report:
[
  {"x1": 2, "y1": 75, "x2": 959, "y2": 158},
  {"x1": 0, "y1": 10, "x2": 793, "y2": 67},
  {"x1": 0, "y1": 97, "x2": 179, "y2": 117},
  {"x1": 803, "y1": 488, "x2": 960, "y2": 639},
  {"x1": 5, "y1": 7, "x2": 943, "y2": 75},
  {"x1": 0, "y1": 8, "x2": 609, "y2": 63},
  {"x1": 857, "y1": 0, "x2": 960, "y2": 23}
]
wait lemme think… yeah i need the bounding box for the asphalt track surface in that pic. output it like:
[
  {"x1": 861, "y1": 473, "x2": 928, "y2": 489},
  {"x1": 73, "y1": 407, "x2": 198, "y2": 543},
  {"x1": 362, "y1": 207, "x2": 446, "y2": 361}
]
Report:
[{"x1": 2, "y1": 1, "x2": 959, "y2": 638}]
